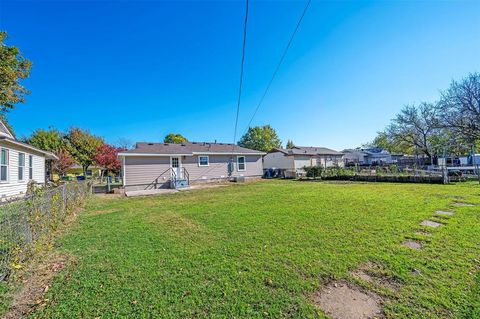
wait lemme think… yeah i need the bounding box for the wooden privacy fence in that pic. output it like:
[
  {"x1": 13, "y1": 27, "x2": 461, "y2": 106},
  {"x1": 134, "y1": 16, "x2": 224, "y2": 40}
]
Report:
[{"x1": 0, "y1": 182, "x2": 91, "y2": 280}]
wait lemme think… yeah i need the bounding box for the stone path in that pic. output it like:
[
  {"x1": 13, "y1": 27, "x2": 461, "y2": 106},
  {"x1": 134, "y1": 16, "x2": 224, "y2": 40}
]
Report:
[{"x1": 313, "y1": 200, "x2": 470, "y2": 318}]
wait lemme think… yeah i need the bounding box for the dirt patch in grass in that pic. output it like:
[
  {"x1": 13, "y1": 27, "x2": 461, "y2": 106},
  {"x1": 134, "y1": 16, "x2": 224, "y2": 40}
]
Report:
[
  {"x1": 312, "y1": 281, "x2": 383, "y2": 319},
  {"x1": 149, "y1": 212, "x2": 204, "y2": 232},
  {"x1": 89, "y1": 208, "x2": 120, "y2": 216},
  {"x1": 148, "y1": 212, "x2": 215, "y2": 245},
  {"x1": 351, "y1": 262, "x2": 401, "y2": 292},
  {"x1": 3, "y1": 252, "x2": 76, "y2": 319}
]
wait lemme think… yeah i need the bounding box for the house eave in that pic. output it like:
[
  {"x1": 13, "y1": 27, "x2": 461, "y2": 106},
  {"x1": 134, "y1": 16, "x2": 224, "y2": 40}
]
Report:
[
  {"x1": 118, "y1": 151, "x2": 266, "y2": 157},
  {"x1": 0, "y1": 137, "x2": 58, "y2": 159}
]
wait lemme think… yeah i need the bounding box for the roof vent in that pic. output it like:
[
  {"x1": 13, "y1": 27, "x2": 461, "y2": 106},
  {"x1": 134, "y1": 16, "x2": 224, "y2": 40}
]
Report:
[
  {"x1": 148, "y1": 143, "x2": 154, "y2": 146},
  {"x1": 181, "y1": 143, "x2": 186, "y2": 146},
  {"x1": 164, "y1": 143, "x2": 169, "y2": 146}
]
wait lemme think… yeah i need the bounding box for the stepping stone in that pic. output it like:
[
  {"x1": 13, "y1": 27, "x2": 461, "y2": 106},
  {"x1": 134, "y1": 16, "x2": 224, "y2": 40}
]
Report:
[
  {"x1": 435, "y1": 210, "x2": 454, "y2": 216},
  {"x1": 414, "y1": 231, "x2": 432, "y2": 237},
  {"x1": 402, "y1": 240, "x2": 423, "y2": 250},
  {"x1": 313, "y1": 281, "x2": 382, "y2": 319},
  {"x1": 452, "y1": 202, "x2": 475, "y2": 207},
  {"x1": 420, "y1": 220, "x2": 442, "y2": 228}
]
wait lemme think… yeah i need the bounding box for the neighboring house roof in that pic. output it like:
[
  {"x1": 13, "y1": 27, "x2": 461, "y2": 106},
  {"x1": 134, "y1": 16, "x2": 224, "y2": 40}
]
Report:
[
  {"x1": 272, "y1": 146, "x2": 343, "y2": 156},
  {"x1": 343, "y1": 148, "x2": 393, "y2": 157},
  {"x1": 0, "y1": 120, "x2": 14, "y2": 139},
  {"x1": 118, "y1": 142, "x2": 266, "y2": 156},
  {"x1": 0, "y1": 136, "x2": 57, "y2": 159}
]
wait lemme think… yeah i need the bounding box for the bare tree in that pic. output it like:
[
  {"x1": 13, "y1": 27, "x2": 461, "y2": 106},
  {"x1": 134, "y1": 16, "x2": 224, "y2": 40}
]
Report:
[
  {"x1": 385, "y1": 102, "x2": 440, "y2": 158},
  {"x1": 438, "y1": 73, "x2": 480, "y2": 143},
  {"x1": 116, "y1": 137, "x2": 133, "y2": 150}
]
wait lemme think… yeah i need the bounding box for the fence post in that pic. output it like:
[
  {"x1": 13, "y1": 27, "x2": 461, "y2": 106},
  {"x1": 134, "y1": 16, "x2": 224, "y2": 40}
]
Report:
[{"x1": 62, "y1": 184, "x2": 67, "y2": 214}]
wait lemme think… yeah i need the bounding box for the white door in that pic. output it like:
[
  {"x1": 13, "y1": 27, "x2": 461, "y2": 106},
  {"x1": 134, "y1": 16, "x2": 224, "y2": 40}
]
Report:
[{"x1": 170, "y1": 157, "x2": 182, "y2": 179}]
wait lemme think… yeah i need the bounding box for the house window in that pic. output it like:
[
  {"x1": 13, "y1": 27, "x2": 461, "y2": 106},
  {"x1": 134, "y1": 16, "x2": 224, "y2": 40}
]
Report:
[
  {"x1": 0, "y1": 148, "x2": 8, "y2": 182},
  {"x1": 237, "y1": 156, "x2": 246, "y2": 171},
  {"x1": 18, "y1": 152, "x2": 25, "y2": 181},
  {"x1": 29, "y1": 155, "x2": 33, "y2": 180},
  {"x1": 198, "y1": 156, "x2": 209, "y2": 167}
]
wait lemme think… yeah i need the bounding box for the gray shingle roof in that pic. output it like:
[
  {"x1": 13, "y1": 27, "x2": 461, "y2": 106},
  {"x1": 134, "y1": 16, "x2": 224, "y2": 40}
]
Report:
[{"x1": 120, "y1": 142, "x2": 265, "y2": 155}]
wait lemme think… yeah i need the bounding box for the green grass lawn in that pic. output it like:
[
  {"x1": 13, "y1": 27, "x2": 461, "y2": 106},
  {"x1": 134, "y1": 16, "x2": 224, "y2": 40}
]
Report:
[{"x1": 8, "y1": 180, "x2": 480, "y2": 318}]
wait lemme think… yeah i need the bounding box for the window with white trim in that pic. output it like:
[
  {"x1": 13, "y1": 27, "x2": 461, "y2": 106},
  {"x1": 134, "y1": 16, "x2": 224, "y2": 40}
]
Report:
[
  {"x1": 29, "y1": 155, "x2": 33, "y2": 180},
  {"x1": 18, "y1": 152, "x2": 25, "y2": 181},
  {"x1": 0, "y1": 148, "x2": 8, "y2": 182},
  {"x1": 237, "y1": 156, "x2": 246, "y2": 171},
  {"x1": 198, "y1": 156, "x2": 209, "y2": 167}
]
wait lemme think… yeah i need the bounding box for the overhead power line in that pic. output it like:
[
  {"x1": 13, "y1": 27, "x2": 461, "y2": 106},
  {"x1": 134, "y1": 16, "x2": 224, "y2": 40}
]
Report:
[
  {"x1": 232, "y1": 0, "x2": 249, "y2": 148},
  {"x1": 244, "y1": 0, "x2": 311, "y2": 132}
]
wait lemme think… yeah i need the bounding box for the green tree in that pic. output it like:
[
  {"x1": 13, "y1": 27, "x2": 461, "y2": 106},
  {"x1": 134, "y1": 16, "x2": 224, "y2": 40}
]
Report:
[
  {"x1": 369, "y1": 131, "x2": 413, "y2": 154},
  {"x1": 24, "y1": 127, "x2": 64, "y2": 152},
  {"x1": 65, "y1": 128, "x2": 104, "y2": 176},
  {"x1": 238, "y1": 125, "x2": 282, "y2": 152},
  {"x1": 286, "y1": 140, "x2": 295, "y2": 149},
  {"x1": 0, "y1": 31, "x2": 32, "y2": 112},
  {"x1": 164, "y1": 133, "x2": 188, "y2": 144}
]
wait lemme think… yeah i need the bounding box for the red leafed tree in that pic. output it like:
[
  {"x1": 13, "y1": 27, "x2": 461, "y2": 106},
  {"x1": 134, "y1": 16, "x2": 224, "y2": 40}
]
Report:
[
  {"x1": 53, "y1": 149, "x2": 75, "y2": 177},
  {"x1": 94, "y1": 144, "x2": 123, "y2": 180}
]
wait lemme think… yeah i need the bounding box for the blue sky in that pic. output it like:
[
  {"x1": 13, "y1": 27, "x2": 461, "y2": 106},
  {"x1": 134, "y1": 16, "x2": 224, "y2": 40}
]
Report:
[{"x1": 1, "y1": 0, "x2": 479, "y2": 150}]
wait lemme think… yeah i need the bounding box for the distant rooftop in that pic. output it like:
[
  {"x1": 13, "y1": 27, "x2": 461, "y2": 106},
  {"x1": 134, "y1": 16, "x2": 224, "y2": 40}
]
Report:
[{"x1": 273, "y1": 146, "x2": 343, "y2": 156}]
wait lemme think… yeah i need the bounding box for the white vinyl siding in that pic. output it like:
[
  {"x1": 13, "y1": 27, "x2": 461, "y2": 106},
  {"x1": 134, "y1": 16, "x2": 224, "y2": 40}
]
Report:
[{"x1": 0, "y1": 143, "x2": 47, "y2": 200}]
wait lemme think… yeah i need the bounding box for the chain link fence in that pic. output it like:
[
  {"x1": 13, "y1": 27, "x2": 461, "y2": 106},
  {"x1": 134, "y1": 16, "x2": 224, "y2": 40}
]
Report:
[{"x1": 0, "y1": 182, "x2": 91, "y2": 280}]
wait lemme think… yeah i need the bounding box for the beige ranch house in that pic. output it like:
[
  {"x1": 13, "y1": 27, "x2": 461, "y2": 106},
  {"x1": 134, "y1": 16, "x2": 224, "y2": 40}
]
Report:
[
  {"x1": 118, "y1": 142, "x2": 265, "y2": 191},
  {"x1": 0, "y1": 120, "x2": 57, "y2": 200},
  {"x1": 263, "y1": 146, "x2": 344, "y2": 177}
]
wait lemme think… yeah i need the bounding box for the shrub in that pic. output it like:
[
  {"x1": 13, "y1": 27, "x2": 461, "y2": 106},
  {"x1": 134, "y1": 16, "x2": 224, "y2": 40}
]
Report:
[{"x1": 303, "y1": 166, "x2": 323, "y2": 178}]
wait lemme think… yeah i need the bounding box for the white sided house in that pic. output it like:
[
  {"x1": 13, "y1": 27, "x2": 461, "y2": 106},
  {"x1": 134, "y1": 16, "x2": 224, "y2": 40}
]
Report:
[
  {"x1": 263, "y1": 146, "x2": 344, "y2": 177},
  {"x1": 118, "y1": 142, "x2": 265, "y2": 191},
  {"x1": 0, "y1": 121, "x2": 57, "y2": 200}
]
